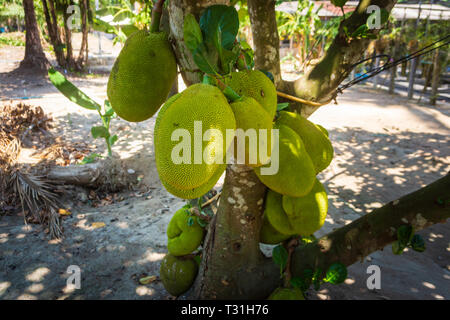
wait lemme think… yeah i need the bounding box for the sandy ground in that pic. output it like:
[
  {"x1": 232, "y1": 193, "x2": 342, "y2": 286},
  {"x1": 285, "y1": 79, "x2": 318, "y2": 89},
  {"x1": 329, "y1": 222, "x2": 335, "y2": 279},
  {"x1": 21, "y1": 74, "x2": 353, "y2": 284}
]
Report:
[{"x1": 0, "y1": 44, "x2": 449, "y2": 300}]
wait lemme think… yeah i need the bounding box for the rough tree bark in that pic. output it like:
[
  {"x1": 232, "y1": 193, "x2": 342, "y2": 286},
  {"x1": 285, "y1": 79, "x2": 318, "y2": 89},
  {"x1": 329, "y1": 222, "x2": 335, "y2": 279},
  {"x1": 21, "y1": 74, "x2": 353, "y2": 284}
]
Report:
[
  {"x1": 19, "y1": 0, "x2": 50, "y2": 72},
  {"x1": 163, "y1": 0, "x2": 449, "y2": 300}
]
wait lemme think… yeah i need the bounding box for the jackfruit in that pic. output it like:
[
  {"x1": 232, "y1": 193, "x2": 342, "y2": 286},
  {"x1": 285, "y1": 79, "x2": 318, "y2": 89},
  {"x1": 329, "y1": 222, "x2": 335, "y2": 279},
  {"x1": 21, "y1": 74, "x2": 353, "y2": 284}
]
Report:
[
  {"x1": 107, "y1": 30, "x2": 177, "y2": 122},
  {"x1": 254, "y1": 124, "x2": 316, "y2": 197},
  {"x1": 154, "y1": 84, "x2": 236, "y2": 192},
  {"x1": 260, "y1": 214, "x2": 293, "y2": 244},
  {"x1": 167, "y1": 208, "x2": 205, "y2": 256},
  {"x1": 282, "y1": 178, "x2": 328, "y2": 236},
  {"x1": 264, "y1": 189, "x2": 296, "y2": 235},
  {"x1": 161, "y1": 164, "x2": 226, "y2": 199},
  {"x1": 317, "y1": 124, "x2": 329, "y2": 137},
  {"x1": 229, "y1": 97, "x2": 273, "y2": 167},
  {"x1": 224, "y1": 70, "x2": 277, "y2": 118},
  {"x1": 160, "y1": 253, "x2": 198, "y2": 296},
  {"x1": 268, "y1": 287, "x2": 305, "y2": 300},
  {"x1": 277, "y1": 111, "x2": 333, "y2": 173}
]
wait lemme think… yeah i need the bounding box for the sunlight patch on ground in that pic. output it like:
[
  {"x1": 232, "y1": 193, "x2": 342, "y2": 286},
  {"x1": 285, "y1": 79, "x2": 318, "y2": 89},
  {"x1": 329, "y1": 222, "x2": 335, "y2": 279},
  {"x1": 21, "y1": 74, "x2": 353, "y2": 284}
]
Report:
[
  {"x1": 26, "y1": 283, "x2": 44, "y2": 294},
  {"x1": 136, "y1": 285, "x2": 154, "y2": 296},
  {"x1": 137, "y1": 250, "x2": 165, "y2": 265},
  {"x1": 26, "y1": 267, "x2": 50, "y2": 282},
  {"x1": 0, "y1": 282, "x2": 11, "y2": 297}
]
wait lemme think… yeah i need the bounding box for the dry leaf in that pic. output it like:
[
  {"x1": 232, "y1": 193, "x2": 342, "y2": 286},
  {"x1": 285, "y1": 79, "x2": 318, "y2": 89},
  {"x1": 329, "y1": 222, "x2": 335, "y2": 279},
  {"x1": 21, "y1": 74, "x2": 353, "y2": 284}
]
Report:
[
  {"x1": 58, "y1": 208, "x2": 71, "y2": 216},
  {"x1": 91, "y1": 222, "x2": 106, "y2": 229},
  {"x1": 139, "y1": 275, "x2": 157, "y2": 285}
]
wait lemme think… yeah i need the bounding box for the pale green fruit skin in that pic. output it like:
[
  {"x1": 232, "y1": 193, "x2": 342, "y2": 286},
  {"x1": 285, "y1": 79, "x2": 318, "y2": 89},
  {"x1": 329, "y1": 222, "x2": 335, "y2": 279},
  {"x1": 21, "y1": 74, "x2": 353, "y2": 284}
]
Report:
[
  {"x1": 160, "y1": 254, "x2": 198, "y2": 296},
  {"x1": 167, "y1": 208, "x2": 205, "y2": 256},
  {"x1": 268, "y1": 287, "x2": 305, "y2": 300},
  {"x1": 277, "y1": 111, "x2": 333, "y2": 173},
  {"x1": 254, "y1": 124, "x2": 316, "y2": 197},
  {"x1": 224, "y1": 70, "x2": 277, "y2": 118},
  {"x1": 264, "y1": 189, "x2": 296, "y2": 235},
  {"x1": 317, "y1": 124, "x2": 329, "y2": 137},
  {"x1": 107, "y1": 30, "x2": 177, "y2": 122},
  {"x1": 260, "y1": 214, "x2": 293, "y2": 244},
  {"x1": 161, "y1": 164, "x2": 226, "y2": 199},
  {"x1": 154, "y1": 84, "x2": 236, "y2": 191},
  {"x1": 230, "y1": 97, "x2": 273, "y2": 167},
  {"x1": 282, "y1": 178, "x2": 328, "y2": 236}
]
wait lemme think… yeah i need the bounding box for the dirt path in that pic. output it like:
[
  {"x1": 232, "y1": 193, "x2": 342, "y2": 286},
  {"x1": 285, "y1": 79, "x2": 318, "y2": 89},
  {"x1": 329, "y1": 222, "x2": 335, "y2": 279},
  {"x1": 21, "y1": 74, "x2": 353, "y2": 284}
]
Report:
[{"x1": 0, "y1": 46, "x2": 449, "y2": 300}]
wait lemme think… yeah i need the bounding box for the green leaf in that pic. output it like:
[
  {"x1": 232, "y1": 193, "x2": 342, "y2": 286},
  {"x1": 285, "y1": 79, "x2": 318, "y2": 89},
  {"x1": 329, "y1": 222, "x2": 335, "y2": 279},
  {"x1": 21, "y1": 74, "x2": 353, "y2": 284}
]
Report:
[
  {"x1": 194, "y1": 255, "x2": 202, "y2": 266},
  {"x1": 78, "y1": 153, "x2": 103, "y2": 165},
  {"x1": 104, "y1": 100, "x2": 115, "y2": 117},
  {"x1": 277, "y1": 103, "x2": 289, "y2": 111},
  {"x1": 392, "y1": 240, "x2": 405, "y2": 255},
  {"x1": 351, "y1": 24, "x2": 369, "y2": 38},
  {"x1": 272, "y1": 245, "x2": 288, "y2": 274},
  {"x1": 187, "y1": 217, "x2": 194, "y2": 227},
  {"x1": 184, "y1": 13, "x2": 203, "y2": 52},
  {"x1": 397, "y1": 225, "x2": 414, "y2": 248},
  {"x1": 330, "y1": 0, "x2": 348, "y2": 8},
  {"x1": 193, "y1": 45, "x2": 218, "y2": 75},
  {"x1": 196, "y1": 216, "x2": 207, "y2": 228},
  {"x1": 121, "y1": 25, "x2": 139, "y2": 38},
  {"x1": 410, "y1": 234, "x2": 426, "y2": 252},
  {"x1": 259, "y1": 70, "x2": 274, "y2": 83},
  {"x1": 48, "y1": 68, "x2": 101, "y2": 111},
  {"x1": 324, "y1": 263, "x2": 347, "y2": 284},
  {"x1": 312, "y1": 268, "x2": 322, "y2": 291},
  {"x1": 108, "y1": 134, "x2": 118, "y2": 146},
  {"x1": 91, "y1": 126, "x2": 110, "y2": 139},
  {"x1": 199, "y1": 5, "x2": 239, "y2": 52}
]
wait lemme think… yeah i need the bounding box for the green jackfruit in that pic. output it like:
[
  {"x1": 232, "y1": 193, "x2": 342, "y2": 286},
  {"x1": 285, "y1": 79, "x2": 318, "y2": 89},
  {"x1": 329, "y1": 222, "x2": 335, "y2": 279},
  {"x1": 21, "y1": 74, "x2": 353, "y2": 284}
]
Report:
[
  {"x1": 282, "y1": 178, "x2": 328, "y2": 236},
  {"x1": 264, "y1": 189, "x2": 295, "y2": 235},
  {"x1": 277, "y1": 111, "x2": 333, "y2": 173},
  {"x1": 160, "y1": 254, "x2": 198, "y2": 296},
  {"x1": 154, "y1": 84, "x2": 236, "y2": 192},
  {"x1": 268, "y1": 287, "x2": 305, "y2": 300},
  {"x1": 224, "y1": 70, "x2": 277, "y2": 118},
  {"x1": 107, "y1": 30, "x2": 177, "y2": 122},
  {"x1": 317, "y1": 124, "x2": 329, "y2": 137},
  {"x1": 167, "y1": 208, "x2": 205, "y2": 256},
  {"x1": 260, "y1": 214, "x2": 293, "y2": 245},
  {"x1": 229, "y1": 97, "x2": 273, "y2": 167},
  {"x1": 161, "y1": 164, "x2": 226, "y2": 199},
  {"x1": 254, "y1": 124, "x2": 316, "y2": 197}
]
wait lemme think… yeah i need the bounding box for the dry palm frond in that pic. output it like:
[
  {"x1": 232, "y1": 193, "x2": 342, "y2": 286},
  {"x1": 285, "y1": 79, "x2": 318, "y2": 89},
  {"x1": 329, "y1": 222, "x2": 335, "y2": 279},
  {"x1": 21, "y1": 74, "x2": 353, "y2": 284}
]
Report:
[{"x1": 11, "y1": 169, "x2": 62, "y2": 238}]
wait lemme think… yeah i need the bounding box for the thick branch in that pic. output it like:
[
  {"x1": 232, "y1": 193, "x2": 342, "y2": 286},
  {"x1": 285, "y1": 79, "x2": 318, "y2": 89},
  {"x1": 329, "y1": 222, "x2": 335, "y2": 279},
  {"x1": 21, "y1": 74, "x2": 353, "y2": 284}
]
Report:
[{"x1": 290, "y1": 0, "x2": 397, "y2": 106}]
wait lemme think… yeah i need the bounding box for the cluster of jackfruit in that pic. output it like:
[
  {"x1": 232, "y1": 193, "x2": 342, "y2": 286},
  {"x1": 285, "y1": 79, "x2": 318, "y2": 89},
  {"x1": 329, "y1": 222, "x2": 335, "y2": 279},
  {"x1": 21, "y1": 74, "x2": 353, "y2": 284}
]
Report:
[{"x1": 160, "y1": 207, "x2": 205, "y2": 296}]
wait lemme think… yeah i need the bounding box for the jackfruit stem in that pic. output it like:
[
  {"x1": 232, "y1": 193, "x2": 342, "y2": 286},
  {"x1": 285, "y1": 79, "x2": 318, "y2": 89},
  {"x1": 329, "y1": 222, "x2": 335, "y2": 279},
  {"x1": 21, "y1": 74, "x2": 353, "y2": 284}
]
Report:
[{"x1": 150, "y1": 0, "x2": 165, "y2": 33}]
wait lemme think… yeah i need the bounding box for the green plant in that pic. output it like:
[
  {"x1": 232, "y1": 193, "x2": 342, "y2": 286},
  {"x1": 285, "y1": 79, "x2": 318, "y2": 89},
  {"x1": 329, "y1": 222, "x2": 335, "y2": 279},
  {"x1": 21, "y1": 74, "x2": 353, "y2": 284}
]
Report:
[{"x1": 48, "y1": 68, "x2": 118, "y2": 157}]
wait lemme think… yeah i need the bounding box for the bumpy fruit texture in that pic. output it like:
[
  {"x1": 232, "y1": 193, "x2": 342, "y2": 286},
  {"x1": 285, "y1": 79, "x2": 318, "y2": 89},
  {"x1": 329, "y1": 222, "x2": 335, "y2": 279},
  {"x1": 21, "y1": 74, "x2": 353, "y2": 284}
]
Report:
[
  {"x1": 167, "y1": 208, "x2": 204, "y2": 256},
  {"x1": 264, "y1": 189, "x2": 295, "y2": 235},
  {"x1": 254, "y1": 124, "x2": 316, "y2": 197},
  {"x1": 224, "y1": 70, "x2": 277, "y2": 118},
  {"x1": 260, "y1": 214, "x2": 293, "y2": 244},
  {"x1": 229, "y1": 97, "x2": 273, "y2": 167},
  {"x1": 160, "y1": 254, "x2": 198, "y2": 296},
  {"x1": 277, "y1": 111, "x2": 333, "y2": 173},
  {"x1": 107, "y1": 30, "x2": 177, "y2": 122},
  {"x1": 282, "y1": 178, "x2": 328, "y2": 236},
  {"x1": 161, "y1": 164, "x2": 226, "y2": 199},
  {"x1": 268, "y1": 287, "x2": 305, "y2": 300},
  {"x1": 154, "y1": 84, "x2": 236, "y2": 194}
]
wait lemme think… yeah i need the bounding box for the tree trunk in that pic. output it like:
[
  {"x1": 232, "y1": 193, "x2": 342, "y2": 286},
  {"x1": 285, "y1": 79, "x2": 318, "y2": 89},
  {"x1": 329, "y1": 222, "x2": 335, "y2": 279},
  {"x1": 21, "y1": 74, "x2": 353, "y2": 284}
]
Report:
[
  {"x1": 42, "y1": 0, "x2": 66, "y2": 67},
  {"x1": 430, "y1": 49, "x2": 442, "y2": 105},
  {"x1": 76, "y1": 0, "x2": 89, "y2": 67},
  {"x1": 19, "y1": 0, "x2": 50, "y2": 72}
]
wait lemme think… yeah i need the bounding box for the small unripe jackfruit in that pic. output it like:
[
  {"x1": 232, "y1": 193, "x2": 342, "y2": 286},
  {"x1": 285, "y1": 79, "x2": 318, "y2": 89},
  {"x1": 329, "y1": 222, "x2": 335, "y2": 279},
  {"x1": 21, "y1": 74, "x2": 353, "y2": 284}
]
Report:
[
  {"x1": 107, "y1": 30, "x2": 177, "y2": 122},
  {"x1": 160, "y1": 254, "x2": 198, "y2": 296},
  {"x1": 264, "y1": 189, "x2": 295, "y2": 235},
  {"x1": 167, "y1": 208, "x2": 204, "y2": 256},
  {"x1": 260, "y1": 214, "x2": 293, "y2": 244},
  {"x1": 268, "y1": 287, "x2": 305, "y2": 300},
  {"x1": 282, "y1": 178, "x2": 328, "y2": 236}
]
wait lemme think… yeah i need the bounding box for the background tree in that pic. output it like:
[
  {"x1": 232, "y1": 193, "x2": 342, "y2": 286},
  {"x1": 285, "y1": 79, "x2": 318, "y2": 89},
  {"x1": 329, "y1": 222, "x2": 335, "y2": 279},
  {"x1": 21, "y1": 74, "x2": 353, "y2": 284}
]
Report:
[{"x1": 19, "y1": 0, "x2": 50, "y2": 72}]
